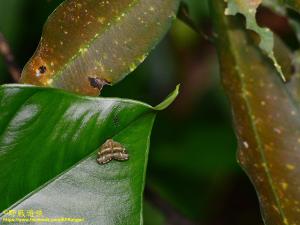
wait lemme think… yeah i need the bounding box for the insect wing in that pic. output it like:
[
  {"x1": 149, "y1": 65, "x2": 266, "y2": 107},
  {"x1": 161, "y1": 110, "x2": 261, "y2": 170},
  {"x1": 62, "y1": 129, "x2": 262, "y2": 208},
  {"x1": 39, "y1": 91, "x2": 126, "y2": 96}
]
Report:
[{"x1": 97, "y1": 139, "x2": 129, "y2": 164}]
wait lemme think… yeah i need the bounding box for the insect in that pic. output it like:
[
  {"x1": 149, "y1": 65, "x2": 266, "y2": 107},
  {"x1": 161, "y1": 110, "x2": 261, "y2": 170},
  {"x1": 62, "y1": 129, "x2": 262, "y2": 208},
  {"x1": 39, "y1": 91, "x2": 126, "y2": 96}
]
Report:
[
  {"x1": 97, "y1": 139, "x2": 129, "y2": 165},
  {"x1": 88, "y1": 76, "x2": 110, "y2": 92}
]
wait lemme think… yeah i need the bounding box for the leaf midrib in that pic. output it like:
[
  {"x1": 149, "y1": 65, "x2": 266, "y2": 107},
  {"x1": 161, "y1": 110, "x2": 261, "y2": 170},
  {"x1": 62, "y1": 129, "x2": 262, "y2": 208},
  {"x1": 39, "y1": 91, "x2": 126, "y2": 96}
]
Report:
[
  {"x1": 0, "y1": 104, "x2": 155, "y2": 216},
  {"x1": 51, "y1": 0, "x2": 141, "y2": 84},
  {"x1": 222, "y1": 12, "x2": 288, "y2": 224}
]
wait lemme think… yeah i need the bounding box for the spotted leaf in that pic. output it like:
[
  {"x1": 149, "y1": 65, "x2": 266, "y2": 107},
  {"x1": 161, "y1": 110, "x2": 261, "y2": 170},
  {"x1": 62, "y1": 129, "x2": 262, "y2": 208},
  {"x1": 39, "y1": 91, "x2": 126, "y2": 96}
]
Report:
[
  {"x1": 20, "y1": 0, "x2": 179, "y2": 96},
  {"x1": 211, "y1": 1, "x2": 300, "y2": 224}
]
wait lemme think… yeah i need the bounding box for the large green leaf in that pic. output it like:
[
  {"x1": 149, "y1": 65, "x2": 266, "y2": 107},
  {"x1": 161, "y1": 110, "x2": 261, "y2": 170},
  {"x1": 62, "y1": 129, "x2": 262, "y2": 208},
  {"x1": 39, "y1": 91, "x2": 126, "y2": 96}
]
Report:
[
  {"x1": 211, "y1": 1, "x2": 300, "y2": 224},
  {"x1": 0, "y1": 84, "x2": 178, "y2": 224},
  {"x1": 20, "y1": 0, "x2": 179, "y2": 96}
]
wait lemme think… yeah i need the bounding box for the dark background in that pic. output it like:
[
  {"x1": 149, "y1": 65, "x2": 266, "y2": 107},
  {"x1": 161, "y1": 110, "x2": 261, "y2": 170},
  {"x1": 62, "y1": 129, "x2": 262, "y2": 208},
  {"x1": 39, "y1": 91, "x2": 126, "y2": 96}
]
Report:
[{"x1": 0, "y1": 1, "x2": 265, "y2": 224}]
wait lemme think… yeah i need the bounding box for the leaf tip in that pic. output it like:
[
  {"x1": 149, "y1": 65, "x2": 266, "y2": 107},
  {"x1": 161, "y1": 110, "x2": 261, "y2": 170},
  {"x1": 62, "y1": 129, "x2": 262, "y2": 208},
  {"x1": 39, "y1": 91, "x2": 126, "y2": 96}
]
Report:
[{"x1": 153, "y1": 84, "x2": 180, "y2": 111}]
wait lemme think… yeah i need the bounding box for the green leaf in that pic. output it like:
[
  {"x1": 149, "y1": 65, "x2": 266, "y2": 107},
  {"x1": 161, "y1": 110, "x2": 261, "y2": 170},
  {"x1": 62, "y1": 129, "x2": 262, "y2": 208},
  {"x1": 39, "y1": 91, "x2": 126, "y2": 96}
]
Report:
[
  {"x1": 224, "y1": 0, "x2": 286, "y2": 81},
  {"x1": 154, "y1": 84, "x2": 180, "y2": 110},
  {"x1": 0, "y1": 84, "x2": 178, "y2": 224},
  {"x1": 20, "y1": 0, "x2": 180, "y2": 96},
  {"x1": 211, "y1": 1, "x2": 300, "y2": 224}
]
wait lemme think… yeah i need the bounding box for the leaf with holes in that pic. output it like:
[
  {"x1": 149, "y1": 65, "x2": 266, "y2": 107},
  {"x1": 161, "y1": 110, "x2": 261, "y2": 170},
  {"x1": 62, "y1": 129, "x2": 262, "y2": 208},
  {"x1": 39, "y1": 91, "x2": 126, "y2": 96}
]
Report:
[
  {"x1": 0, "y1": 84, "x2": 179, "y2": 224},
  {"x1": 211, "y1": 1, "x2": 300, "y2": 224},
  {"x1": 224, "y1": 0, "x2": 286, "y2": 81},
  {"x1": 20, "y1": 0, "x2": 180, "y2": 96}
]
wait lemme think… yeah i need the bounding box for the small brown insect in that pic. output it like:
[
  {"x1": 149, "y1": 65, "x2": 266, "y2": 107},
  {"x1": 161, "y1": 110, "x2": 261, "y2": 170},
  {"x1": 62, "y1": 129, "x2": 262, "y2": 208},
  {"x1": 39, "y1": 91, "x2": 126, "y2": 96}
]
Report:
[
  {"x1": 88, "y1": 76, "x2": 110, "y2": 91},
  {"x1": 97, "y1": 139, "x2": 129, "y2": 165}
]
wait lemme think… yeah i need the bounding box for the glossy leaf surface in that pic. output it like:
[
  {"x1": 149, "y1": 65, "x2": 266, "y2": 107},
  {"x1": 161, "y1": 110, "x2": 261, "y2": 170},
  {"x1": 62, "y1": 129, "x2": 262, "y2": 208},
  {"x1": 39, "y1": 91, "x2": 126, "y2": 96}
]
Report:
[
  {"x1": 211, "y1": 1, "x2": 300, "y2": 224},
  {"x1": 0, "y1": 84, "x2": 178, "y2": 224},
  {"x1": 20, "y1": 0, "x2": 179, "y2": 96}
]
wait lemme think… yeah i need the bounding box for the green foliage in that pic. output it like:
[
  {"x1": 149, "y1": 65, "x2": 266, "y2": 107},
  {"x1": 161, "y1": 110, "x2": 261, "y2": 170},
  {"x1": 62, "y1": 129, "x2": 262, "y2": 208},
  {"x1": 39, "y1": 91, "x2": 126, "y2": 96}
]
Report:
[
  {"x1": 2, "y1": 0, "x2": 286, "y2": 224},
  {"x1": 211, "y1": 0, "x2": 300, "y2": 224},
  {"x1": 0, "y1": 84, "x2": 178, "y2": 224}
]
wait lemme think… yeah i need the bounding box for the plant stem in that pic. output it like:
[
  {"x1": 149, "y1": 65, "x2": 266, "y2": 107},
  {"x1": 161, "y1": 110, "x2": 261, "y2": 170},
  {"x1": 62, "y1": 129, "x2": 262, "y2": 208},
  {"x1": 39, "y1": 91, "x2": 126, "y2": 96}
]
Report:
[
  {"x1": 0, "y1": 33, "x2": 21, "y2": 82},
  {"x1": 178, "y1": 2, "x2": 214, "y2": 43}
]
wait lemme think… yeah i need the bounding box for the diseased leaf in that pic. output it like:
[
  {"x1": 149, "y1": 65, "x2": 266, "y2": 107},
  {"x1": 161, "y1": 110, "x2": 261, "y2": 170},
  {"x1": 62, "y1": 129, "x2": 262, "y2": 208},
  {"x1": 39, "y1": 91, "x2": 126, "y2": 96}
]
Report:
[
  {"x1": 0, "y1": 84, "x2": 179, "y2": 224},
  {"x1": 20, "y1": 0, "x2": 179, "y2": 96},
  {"x1": 211, "y1": 1, "x2": 300, "y2": 224},
  {"x1": 224, "y1": 0, "x2": 286, "y2": 81}
]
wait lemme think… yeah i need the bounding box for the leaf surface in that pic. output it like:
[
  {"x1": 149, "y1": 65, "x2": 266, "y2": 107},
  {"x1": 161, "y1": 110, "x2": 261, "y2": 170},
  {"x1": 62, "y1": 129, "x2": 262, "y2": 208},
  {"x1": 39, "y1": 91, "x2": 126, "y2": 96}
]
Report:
[
  {"x1": 0, "y1": 84, "x2": 179, "y2": 224},
  {"x1": 20, "y1": 0, "x2": 179, "y2": 96},
  {"x1": 211, "y1": 1, "x2": 300, "y2": 224}
]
